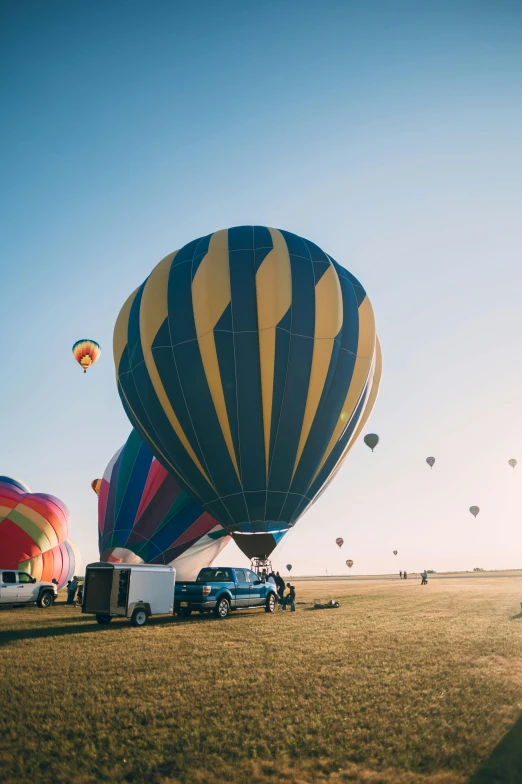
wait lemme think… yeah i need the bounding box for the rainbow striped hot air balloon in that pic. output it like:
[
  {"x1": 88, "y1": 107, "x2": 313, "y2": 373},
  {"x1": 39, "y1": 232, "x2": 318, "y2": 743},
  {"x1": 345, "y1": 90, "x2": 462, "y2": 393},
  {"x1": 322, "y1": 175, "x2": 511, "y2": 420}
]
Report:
[
  {"x1": 0, "y1": 476, "x2": 79, "y2": 588},
  {"x1": 114, "y1": 226, "x2": 381, "y2": 559},
  {"x1": 72, "y1": 339, "x2": 101, "y2": 373},
  {"x1": 98, "y1": 430, "x2": 231, "y2": 580}
]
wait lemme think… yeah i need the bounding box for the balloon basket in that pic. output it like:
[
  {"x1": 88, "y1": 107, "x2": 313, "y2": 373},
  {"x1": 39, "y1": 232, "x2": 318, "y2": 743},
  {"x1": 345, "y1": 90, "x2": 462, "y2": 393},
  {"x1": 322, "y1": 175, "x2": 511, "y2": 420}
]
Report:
[{"x1": 251, "y1": 557, "x2": 273, "y2": 576}]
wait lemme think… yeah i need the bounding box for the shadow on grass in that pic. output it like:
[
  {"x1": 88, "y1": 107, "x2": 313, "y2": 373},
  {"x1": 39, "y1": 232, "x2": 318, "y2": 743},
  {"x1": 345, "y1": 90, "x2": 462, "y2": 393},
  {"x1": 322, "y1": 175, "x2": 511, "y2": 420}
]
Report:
[
  {"x1": 0, "y1": 609, "x2": 250, "y2": 646},
  {"x1": 469, "y1": 713, "x2": 522, "y2": 783},
  {"x1": 509, "y1": 612, "x2": 522, "y2": 620}
]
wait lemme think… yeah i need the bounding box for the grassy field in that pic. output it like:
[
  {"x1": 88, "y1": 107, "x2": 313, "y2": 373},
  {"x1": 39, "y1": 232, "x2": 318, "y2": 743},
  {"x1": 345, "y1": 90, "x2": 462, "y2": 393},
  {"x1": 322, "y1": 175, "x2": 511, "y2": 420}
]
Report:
[{"x1": 1, "y1": 577, "x2": 522, "y2": 784}]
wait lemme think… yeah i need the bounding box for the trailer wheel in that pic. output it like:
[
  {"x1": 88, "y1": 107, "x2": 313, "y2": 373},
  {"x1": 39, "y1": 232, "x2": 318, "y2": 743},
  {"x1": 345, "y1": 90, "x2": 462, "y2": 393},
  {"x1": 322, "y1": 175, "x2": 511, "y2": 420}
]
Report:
[
  {"x1": 131, "y1": 608, "x2": 148, "y2": 627},
  {"x1": 96, "y1": 614, "x2": 112, "y2": 624},
  {"x1": 214, "y1": 597, "x2": 230, "y2": 619}
]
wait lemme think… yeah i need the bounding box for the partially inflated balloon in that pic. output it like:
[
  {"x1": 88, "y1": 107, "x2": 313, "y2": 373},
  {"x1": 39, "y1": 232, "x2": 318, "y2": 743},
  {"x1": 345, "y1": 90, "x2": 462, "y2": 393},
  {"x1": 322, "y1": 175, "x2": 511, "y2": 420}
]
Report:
[
  {"x1": 286, "y1": 564, "x2": 292, "y2": 572},
  {"x1": 73, "y1": 339, "x2": 101, "y2": 374},
  {"x1": 336, "y1": 537, "x2": 344, "y2": 548},
  {"x1": 0, "y1": 476, "x2": 75, "y2": 587},
  {"x1": 364, "y1": 434, "x2": 379, "y2": 452},
  {"x1": 393, "y1": 550, "x2": 398, "y2": 555},
  {"x1": 469, "y1": 506, "x2": 480, "y2": 518},
  {"x1": 115, "y1": 226, "x2": 381, "y2": 558},
  {"x1": 346, "y1": 559, "x2": 354, "y2": 568},
  {"x1": 98, "y1": 430, "x2": 231, "y2": 579},
  {"x1": 508, "y1": 459, "x2": 517, "y2": 469},
  {"x1": 91, "y1": 479, "x2": 102, "y2": 496},
  {"x1": 426, "y1": 457, "x2": 435, "y2": 468},
  {"x1": 19, "y1": 539, "x2": 80, "y2": 589}
]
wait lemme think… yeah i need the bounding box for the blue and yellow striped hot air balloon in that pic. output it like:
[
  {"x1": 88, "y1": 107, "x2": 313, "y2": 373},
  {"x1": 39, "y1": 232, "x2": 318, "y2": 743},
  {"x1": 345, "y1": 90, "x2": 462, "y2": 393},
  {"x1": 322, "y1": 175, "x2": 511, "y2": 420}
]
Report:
[{"x1": 114, "y1": 227, "x2": 381, "y2": 558}]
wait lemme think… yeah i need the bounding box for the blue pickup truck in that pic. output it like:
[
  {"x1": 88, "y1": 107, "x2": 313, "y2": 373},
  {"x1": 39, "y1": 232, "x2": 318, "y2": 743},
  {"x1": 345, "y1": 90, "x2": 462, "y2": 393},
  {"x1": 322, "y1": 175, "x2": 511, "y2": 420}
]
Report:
[{"x1": 174, "y1": 567, "x2": 278, "y2": 619}]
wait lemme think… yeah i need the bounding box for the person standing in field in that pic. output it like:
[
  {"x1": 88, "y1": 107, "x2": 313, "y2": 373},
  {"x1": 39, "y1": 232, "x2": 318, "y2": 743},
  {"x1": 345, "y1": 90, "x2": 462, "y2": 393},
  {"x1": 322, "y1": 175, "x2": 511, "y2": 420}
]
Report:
[
  {"x1": 267, "y1": 572, "x2": 276, "y2": 587},
  {"x1": 275, "y1": 572, "x2": 286, "y2": 602},
  {"x1": 403, "y1": 570, "x2": 408, "y2": 580},
  {"x1": 399, "y1": 571, "x2": 403, "y2": 579},
  {"x1": 421, "y1": 570, "x2": 428, "y2": 585},
  {"x1": 288, "y1": 583, "x2": 296, "y2": 612},
  {"x1": 67, "y1": 576, "x2": 78, "y2": 605}
]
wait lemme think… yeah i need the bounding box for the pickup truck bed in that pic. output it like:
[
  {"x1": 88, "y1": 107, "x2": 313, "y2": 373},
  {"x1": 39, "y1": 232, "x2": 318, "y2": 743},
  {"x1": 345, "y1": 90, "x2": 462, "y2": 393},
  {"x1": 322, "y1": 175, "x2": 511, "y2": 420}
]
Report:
[{"x1": 174, "y1": 567, "x2": 278, "y2": 619}]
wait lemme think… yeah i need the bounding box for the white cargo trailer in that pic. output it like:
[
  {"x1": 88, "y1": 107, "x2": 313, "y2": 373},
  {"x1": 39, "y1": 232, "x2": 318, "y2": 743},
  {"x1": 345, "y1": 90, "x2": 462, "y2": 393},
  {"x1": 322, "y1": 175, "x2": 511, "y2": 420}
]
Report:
[{"x1": 82, "y1": 562, "x2": 175, "y2": 627}]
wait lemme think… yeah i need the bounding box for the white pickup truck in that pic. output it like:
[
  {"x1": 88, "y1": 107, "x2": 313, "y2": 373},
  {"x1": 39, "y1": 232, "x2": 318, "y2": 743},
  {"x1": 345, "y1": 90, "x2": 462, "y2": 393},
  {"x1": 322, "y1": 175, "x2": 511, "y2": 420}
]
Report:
[{"x1": 0, "y1": 569, "x2": 57, "y2": 608}]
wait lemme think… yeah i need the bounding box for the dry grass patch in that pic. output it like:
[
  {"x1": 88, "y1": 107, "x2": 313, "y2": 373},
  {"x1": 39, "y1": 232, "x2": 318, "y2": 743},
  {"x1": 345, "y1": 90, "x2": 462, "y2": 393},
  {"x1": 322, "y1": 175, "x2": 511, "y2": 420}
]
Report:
[{"x1": 0, "y1": 578, "x2": 521, "y2": 783}]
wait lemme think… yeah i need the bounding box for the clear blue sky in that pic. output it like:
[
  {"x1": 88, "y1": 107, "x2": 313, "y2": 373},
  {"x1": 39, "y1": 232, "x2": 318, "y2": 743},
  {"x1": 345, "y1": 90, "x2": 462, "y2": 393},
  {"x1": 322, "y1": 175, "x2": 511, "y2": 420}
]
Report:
[{"x1": 2, "y1": 0, "x2": 522, "y2": 575}]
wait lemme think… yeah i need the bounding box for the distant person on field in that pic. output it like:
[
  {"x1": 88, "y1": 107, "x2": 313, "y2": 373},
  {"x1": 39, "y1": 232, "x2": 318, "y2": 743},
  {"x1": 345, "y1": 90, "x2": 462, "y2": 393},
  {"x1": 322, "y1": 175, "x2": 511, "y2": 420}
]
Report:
[
  {"x1": 288, "y1": 583, "x2": 296, "y2": 612},
  {"x1": 75, "y1": 583, "x2": 84, "y2": 606},
  {"x1": 399, "y1": 571, "x2": 403, "y2": 579},
  {"x1": 261, "y1": 569, "x2": 267, "y2": 583},
  {"x1": 67, "y1": 576, "x2": 78, "y2": 605},
  {"x1": 421, "y1": 570, "x2": 428, "y2": 585},
  {"x1": 279, "y1": 583, "x2": 287, "y2": 610},
  {"x1": 267, "y1": 572, "x2": 276, "y2": 587},
  {"x1": 403, "y1": 570, "x2": 408, "y2": 580}
]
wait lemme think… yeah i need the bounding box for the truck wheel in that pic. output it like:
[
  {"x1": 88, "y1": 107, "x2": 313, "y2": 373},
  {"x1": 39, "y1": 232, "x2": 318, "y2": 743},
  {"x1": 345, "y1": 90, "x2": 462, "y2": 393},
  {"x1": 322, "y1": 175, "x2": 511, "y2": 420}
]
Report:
[
  {"x1": 214, "y1": 597, "x2": 230, "y2": 619},
  {"x1": 131, "y1": 608, "x2": 148, "y2": 627},
  {"x1": 96, "y1": 614, "x2": 112, "y2": 624},
  {"x1": 37, "y1": 592, "x2": 54, "y2": 608},
  {"x1": 265, "y1": 593, "x2": 276, "y2": 613}
]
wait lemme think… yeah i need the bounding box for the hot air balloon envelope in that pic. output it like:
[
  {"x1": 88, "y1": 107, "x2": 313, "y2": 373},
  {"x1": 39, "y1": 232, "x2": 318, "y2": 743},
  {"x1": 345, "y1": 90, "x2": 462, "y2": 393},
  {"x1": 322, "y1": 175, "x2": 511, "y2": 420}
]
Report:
[
  {"x1": 91, "y1": 479, "x2": 102, "y2": 496},
  {"x1": 346, "y1": 559, "x2": 353, "y2": 568},
  {"x1": 364, "y1": 434, "x2": 379, "y2": 452},
  {"x1": 0, "y1": 477, "x2": 77, "y2": 587},
  {"x1": 335, "y1": 537, "x2": 344, "y2": 548},
  {"x1": 114, "y1": 226, "x2": 381, "y2": 557},
  {"x1": 426, "y1": 457, "x2": 435, "y2": 468},
  {"x1": 286, "y1": 564, "x2": 292, "y2": 572},
  {"x1": 73, "y1": 339, "x2": 101, "y2": 373},
  {"x1": 98, "y1": 430, "x2": 231, "y2": 579},
  {"x1": 469, "y1": 506, "x2": 480, "y2": 518},
  {"x1": 393, "y1": 550, "x2": 398, "y2": 555},
  {"x1": 508, "y1": 459, "x2": 517, "y2": 468}
]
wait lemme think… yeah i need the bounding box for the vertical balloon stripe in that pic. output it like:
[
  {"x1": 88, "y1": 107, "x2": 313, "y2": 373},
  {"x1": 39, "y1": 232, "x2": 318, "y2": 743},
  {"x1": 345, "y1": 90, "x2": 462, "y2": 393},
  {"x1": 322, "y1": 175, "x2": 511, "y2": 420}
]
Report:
[
  {"x1": 136, "y1": 460, "x2": 170, "y2": 520},
  {"x1": 311, "y1": 294, "x2": 375, "y2": 483},
  {"x1": 256, "y1": 228, "x2": 291, "y2": 478},
  {"x1": 292, "y1": 262, "x2": 343, "y2": 479}
]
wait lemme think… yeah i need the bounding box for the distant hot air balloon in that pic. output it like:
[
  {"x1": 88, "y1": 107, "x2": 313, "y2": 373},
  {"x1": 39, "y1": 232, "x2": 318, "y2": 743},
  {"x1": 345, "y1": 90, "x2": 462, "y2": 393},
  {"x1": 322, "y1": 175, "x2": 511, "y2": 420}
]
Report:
[
  {"x1": 393, "y1": 550, "x2": 398, "y2": 555},
  {"x1": 91, "y1": 478, "x2": 102, "y2": 496},
  {"x1": 426, "y1": 457, "x2": 435, "y2": 468},
  {"x1": 469, "y1": 506, "x2": 480, "y2": 518},
  {"x1": 508, "y1": 459, "x2": 517, "y2": 469},
  {"x1": 72, "y1": 339, "x2": 101, "y2": 374},
  {"x1": 346, "y1": 559, "x2": 353, "y2": 568},
  {"x1": 286, "y1": 564, "x2": 292, "y2": 572},
  {"x1": 98, "y1": 430, "x2": 232, "y2": 580},
  {"x1": 114, "y1": 227, "x2": 382, "y2": 558},
  {"x1": 364, "y1": 434, "x2": 379, "y2": 452},
  {"x1": 336, "y1": 537, "x2": 344, "y2": 548}
]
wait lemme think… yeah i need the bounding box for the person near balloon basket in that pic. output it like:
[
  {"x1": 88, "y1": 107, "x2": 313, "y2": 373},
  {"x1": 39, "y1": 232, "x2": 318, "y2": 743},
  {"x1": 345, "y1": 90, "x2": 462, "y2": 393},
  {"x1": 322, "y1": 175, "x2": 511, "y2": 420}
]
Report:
[{"x1": 287, "y1": 583, "x2": 296, "y2": 612}]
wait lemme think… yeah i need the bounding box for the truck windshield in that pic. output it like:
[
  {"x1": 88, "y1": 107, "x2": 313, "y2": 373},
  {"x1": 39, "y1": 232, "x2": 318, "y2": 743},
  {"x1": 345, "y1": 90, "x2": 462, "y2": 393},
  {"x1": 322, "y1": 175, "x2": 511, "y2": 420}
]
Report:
[{"x1": 197, "y1": 568, "x2": 232, "y2": 582}]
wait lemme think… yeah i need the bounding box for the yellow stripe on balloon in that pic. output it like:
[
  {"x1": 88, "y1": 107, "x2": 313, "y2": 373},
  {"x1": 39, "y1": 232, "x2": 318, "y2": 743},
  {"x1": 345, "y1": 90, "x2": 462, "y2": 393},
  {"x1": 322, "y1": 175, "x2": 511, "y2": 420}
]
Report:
[
  {"x1": 113, "y1": 288, "x2": 139, "y2": 372},
  {"x1": 192, "y1": 230, "x2": 240, "y2": 479},
  {"x1": 317, "y1": 334, "x2": 382, "y2": 490},
  {"x1": 311, "y1": 294, "x2": 376, "y2": 483},
  {"x1": 292, "y1": 262, "x2": 343, "y2": 479},
  {"x1": 138, "y1": 251, "x2": 215, "y2": 489},
  {"x1": 7, "y1": 507, "x2": 58, "y2": 553},
  {"x1": 256, "y1": 228, "x2": 292, "y2": 478}
]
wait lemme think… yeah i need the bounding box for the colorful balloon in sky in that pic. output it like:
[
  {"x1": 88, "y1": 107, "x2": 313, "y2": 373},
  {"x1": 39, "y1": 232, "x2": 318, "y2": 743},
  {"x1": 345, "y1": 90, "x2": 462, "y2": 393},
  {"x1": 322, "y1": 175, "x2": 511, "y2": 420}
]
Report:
[
  {"x1": 364, "y1": 433, "x2": 379, "y2": 452},
  {"x1": 286, "y1": 564, "x2": 292, "y2": 572},
  {"x1": 393, "y1": 550, "x2": 398, "y2": 555},
  {"x1": 426, "y1": 456, "x2": 435, "y2": 468},
  {"x1": 508, "y1": 459, "x2": 517, "y2": 468},
  {"x1": 98, "y1": 430, "x2": 231, "y2": 580},
  {"x1": 0, "y1": 476, "x2": 78, "y2": 588},
  {"x1": 346, "y1": 559, "x2": 354, "y2": 568},
  {"x1": 336, "y1": 537, "x2": 344, "y2": 548},
  {"x1": 114, "y1": 226, "x2": 381, "y2": 558},
  {"x1": 72, "y1": 339, "x2": 101, "y2": 373},
  {"x1": 469, "y1": 506, "x2": 480, "y2": 518},
  {"x1": 91, "y1": 478, "x2": 102, "y2": 496}
]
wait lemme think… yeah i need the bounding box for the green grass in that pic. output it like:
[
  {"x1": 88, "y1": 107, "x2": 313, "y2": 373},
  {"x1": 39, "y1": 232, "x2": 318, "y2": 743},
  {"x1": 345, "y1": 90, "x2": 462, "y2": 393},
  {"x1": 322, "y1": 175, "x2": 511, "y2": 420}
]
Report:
[{"x1": 1, "y1": 577, "x2": 521, "y2": 783}]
